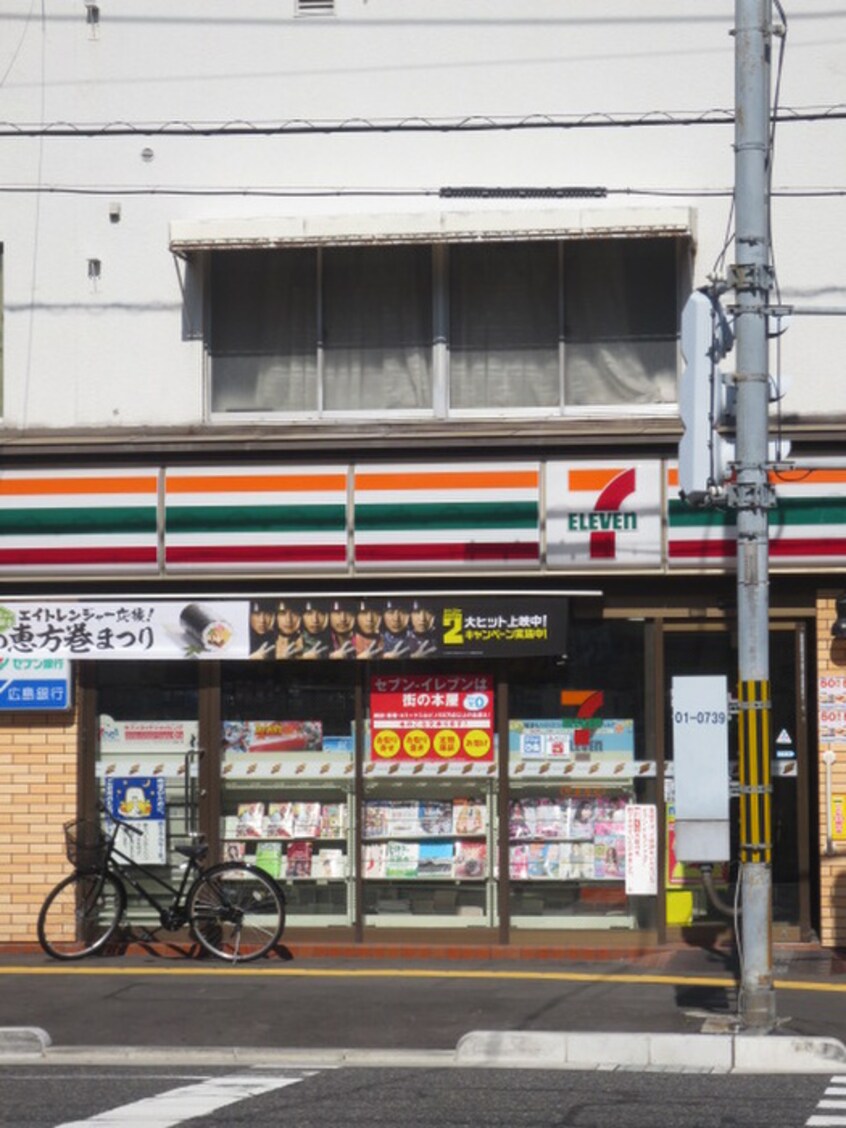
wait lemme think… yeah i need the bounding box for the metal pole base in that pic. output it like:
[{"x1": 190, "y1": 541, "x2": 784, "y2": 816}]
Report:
[{"x1": 739, "y1": 861, "x2": 776, "y2": 1032}]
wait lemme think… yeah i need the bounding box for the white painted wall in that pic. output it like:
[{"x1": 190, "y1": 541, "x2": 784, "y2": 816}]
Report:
[{"x1": 1, "y1": 1, "x2": 844, "y2": 429}]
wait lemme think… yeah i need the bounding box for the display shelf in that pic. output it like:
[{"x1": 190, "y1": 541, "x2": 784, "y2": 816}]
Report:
[{"x1": 510, "y1": 760, "x2": 656, "y2": 780}]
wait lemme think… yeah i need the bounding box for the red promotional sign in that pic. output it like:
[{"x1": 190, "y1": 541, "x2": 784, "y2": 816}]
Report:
[{"x1": 370, "y1": 673, "x2": 494, "y2": 763}]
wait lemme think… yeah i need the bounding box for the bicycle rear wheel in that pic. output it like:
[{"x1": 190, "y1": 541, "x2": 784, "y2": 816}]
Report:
[
  {"x1": 37, "y1": 871, "x2": 126, "y2": 960},
  {"x1": 188, "y1": 863, "x2": 285, "y2": 963}
]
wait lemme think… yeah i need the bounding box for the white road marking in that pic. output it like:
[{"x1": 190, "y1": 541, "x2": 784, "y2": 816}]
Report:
[
  {"x1": 53, "y1": 1072, "x2": 310, "y2": 1127},
  {"x1": 807, "y1": 1119, "x2": 846, "y2": 1126}
]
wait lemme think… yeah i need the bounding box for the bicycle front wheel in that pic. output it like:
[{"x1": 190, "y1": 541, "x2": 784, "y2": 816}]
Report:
[
  {"x1": 37, "y1": 871, "x2": 126, "y2": 960},
  {"x1": 188, "y1": 863, "x2": 285, "y2": 963}
]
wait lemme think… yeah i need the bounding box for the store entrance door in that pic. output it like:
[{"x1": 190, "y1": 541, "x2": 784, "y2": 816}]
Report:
[{"x1": 663, "y1": 622, "x2": 813, "y2": 941}]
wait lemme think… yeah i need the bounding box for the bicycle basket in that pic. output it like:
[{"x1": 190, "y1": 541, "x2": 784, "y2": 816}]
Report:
[{"x1": 64, "y1": 818, "x2": 108, "y2": 871}]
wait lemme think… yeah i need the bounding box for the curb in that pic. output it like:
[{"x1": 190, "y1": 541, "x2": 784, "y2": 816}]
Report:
[
  {"x1": 455, "y1": 1030, "x2": 846, "y2": 1073},
  {"x1": 0, "y1": 1027, "x2": 51, "y2": 1058},
  {"x1": 3, "y1": 1028, "x2": 846, "y2": 1073}
]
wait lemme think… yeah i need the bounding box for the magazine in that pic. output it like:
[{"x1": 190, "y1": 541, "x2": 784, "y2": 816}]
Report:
[
  {"x1": 565, "y1": 798, "x2": 595, "y2": 840},
  {"x1": 313, "y1": 848, "x2": 346, "y2": 878},
  {"x1": 292, "y1": 801, "x2": 322, "y2": 838},
  {"x1": 363, "y1": 842, "x2": 387, "y2": 878},
  {"x1": 385, "y1": 840, "x2": 419, "y2": 879},
  {"x1": 363, "y1": 801, "x2": 390, "y2": 839},
  {"x1": 417, "y1": 841, "x2": 453, "y2": 877},
  {"x1": 418, "y1": 800, "x2": 453, "y2": 836},
  {"x1": 593, "y1": 828, "x2": 626, "y2": 880},
  {"x1": 559, "y1": 841, "x2": 594, "y2": 880},
  {"x1": 222, "y1": 840, "x2": 246, "y2": 865},
  {"x1": 454, "y1": 840, "x2": 487, "y2": 879},
  {"x1": 319, "y1": 803, "x2": 346, "y2": 838},
  {"x1": 509, "y1": 843, "x2": 530, "y2": 880},
  {"x1": 235, "y1": 802, "x2": 266, "y2": 838},
  {"x1": 286, "y1": 840, "x2": 313, "y2": 878},
  {"x1": 266, "y1": 802, "x2": 296, "y2": 839},
  {"x1": 527, "y1": 842, "x2": 561, "y2": 879},
  {"x1": 254, "y1": 841, "x2": 282, "y2": 881},
  {"x1": 452, "y1": 798, "x2": 486, "y2": 836},
  {"x1": 533, "y1": 798, "x2": 564, "y2": 839}
]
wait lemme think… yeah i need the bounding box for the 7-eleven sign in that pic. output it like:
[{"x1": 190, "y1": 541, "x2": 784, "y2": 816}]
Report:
[{"x1": 546, "y1": 460, "x2": 663, "y2": 569}]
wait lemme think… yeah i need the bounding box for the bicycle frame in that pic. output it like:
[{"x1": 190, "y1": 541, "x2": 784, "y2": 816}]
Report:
[{"x1": 104, "y1": 836, "x2": 204, "y2": 930}]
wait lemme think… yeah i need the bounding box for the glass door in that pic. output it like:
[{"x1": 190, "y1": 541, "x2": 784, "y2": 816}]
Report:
[{"x1": 663, "y1": 622, "x2": 811, "y2": 940}]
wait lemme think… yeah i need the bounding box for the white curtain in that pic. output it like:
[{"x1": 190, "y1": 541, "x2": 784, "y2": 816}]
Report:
[
  {"x1": 449, "y1": 242, "x2": 560, "y2": 410},
  {"x1": 210, "y1": 249, "x2": 317, "y2": 413},
  {"x1": 322, "y1": 245, "x2": 433, "y2": 411}
]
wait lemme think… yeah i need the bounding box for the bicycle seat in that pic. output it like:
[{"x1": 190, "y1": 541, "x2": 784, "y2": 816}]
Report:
[{"x1": 174, "y1": 842, "x2": 209, "y2": 861}]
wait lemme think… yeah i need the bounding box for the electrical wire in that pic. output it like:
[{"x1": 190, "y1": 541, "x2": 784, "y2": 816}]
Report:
[{"x1": 0, "y1": 103, "x2": 845, "y2": 139}]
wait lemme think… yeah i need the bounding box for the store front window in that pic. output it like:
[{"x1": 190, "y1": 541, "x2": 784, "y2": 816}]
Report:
[
  {"x1": 220, "y1": 663, "x2": 356, "y2": 925},
  {"x1": 94, "y1": 663, "x2": 199, "y2": 925},
  {"x1": 362, "y1": 665, "x2": 495, "y2": 927},
  {"x1": 508, "y1": 620, "x2": 657, "y2": 932}
]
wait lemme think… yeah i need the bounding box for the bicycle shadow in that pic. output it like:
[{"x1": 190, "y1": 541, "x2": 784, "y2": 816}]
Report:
[{"x1": 96, "y1": 928, "x2": 295, "y2": 963}]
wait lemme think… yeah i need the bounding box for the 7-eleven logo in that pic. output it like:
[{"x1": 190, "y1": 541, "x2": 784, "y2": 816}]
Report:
[
  {"x1": 561, "y1": 689, "x2": 604, "y2": 748},
  {"x1": 568, "y1": 468, "x2": 638, "y2": 560}
]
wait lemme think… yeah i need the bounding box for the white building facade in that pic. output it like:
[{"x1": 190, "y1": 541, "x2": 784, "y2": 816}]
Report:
[{"x1": 2, "y1": 1, "x2": 846, "y2": 955}]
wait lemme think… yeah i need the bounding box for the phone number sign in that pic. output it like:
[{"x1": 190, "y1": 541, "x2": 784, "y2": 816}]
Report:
[{"x1": 370, "y1": 673, "x2": 494, "y2": 762}]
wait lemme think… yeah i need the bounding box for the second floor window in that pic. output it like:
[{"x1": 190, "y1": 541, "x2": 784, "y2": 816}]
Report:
[{"x1": 208, "y1": 236, "x2": 683, "y2": 419}]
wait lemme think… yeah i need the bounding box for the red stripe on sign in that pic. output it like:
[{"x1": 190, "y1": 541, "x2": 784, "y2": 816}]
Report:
[
  {"x1": 770, "y1": 538, "x2": 846, "y2": 557},
  {"x1": 356, "y1": 542, "x2": 539, "y2": 563},
  {"x1": 167, "y1": 545, "x2": 346, "y2": 564},
  {"x1": 668, "y1": 540, "x2": 736, "y2": 559},
  {"x1": 0, "y1": 547, "x2": 157, "y2": 566}
]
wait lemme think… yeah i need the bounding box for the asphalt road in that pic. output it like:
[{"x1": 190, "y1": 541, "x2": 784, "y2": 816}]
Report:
[
  {"x1": 0, "y1": 1064, "x2": 836, "y2": 1128},
  {"x1": 1, "y1": 954, "x2": 845, "y2": 1052}
]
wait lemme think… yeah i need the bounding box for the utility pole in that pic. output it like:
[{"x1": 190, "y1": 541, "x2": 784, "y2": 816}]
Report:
[{"x1": 731, "y1": 0, "x2": 776, "y2": 1030}]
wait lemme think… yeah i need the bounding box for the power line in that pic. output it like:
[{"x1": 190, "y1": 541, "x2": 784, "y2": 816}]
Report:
[{"x1": 2, "y1": 104, "x2": 846, "y2": 139}]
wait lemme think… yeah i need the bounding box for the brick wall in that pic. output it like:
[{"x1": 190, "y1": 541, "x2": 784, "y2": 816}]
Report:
[
  {"x1": 0, "y1": 708, "x2": 78, "y2": 945},
  {"x1": 817, "y1": 592, "x2": 846, "y2": 947}
]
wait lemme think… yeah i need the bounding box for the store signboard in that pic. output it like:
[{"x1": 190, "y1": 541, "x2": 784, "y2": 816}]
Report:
[
  {"x1": 819, "y1": 675, "x2": 846, "y2": 744},
  {"x1": 0, "y1": 600, "x2": 249, "y2": 660},
  {"x1": 624, "y1": 803, "x2": 658, "y2": 895},
  {"x1": 0, "y1": 595, "x2": 566, "y2": 662},
  {"x1": 104, "y1": 776, "x2": 167, "y2": 865},
  {"x1": 0, "y1": 656, "x2": 71, "y2": 711},
  {"x1": 99, "y1": 716, "x2": 199, "y2": 753},
  {"x1": 370, "y1": 673, "x2": 495, "y2": 763},
  {"x1": 510, "y1": 718, "x2": 635, "y2": 761},
  {"x1": 546, "y1": 461, "x2": 663, "y2": 569}
]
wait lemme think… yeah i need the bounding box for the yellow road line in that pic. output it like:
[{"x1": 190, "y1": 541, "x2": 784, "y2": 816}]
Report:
[{"x1": 0, "y1": 964, "x2": 841, "y2": 993}]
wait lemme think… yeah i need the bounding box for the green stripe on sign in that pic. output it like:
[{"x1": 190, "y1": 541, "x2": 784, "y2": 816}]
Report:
[
  {"x1": 166, "y1": 504, "x2": 346, "y2": 534},
  {"x1": 771, "y1": 497, "x2": 846, "y2": 526},
  {"x1": 667, "y1": 501, "x2": 735, "y2": 528},
  {"x1": 0, "y1": 506, "x2": 157, "y2": 536},
  {"x1": 355, "y1": 501, "x2": 538, "y2": 532}
]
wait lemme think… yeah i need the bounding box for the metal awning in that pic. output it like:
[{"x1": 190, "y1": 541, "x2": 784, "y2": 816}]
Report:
[{"x1": 169, "y1": 206, "x2": 695, "y2": 255}]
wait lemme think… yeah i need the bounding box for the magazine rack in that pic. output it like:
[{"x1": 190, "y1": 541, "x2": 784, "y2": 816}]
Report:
[{"x1": 361, "y1": 777, "x2": 495, "y2": 928}]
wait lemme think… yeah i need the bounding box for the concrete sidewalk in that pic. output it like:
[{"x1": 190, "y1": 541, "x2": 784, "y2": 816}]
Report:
[{"x1": 1, "y1": 940, "x2": 845, "y2": 1073}]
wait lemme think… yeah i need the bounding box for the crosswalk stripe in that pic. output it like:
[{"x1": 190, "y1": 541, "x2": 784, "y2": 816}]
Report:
[
  {"x1": 53, "y1": 1072, "x2": 310, "y2": 1128},
  {"x1": 807, "y1": 1117, "x2": 846, "y2": 1126},
  {"x1": 820, "y1": 1104, "x2": 846, "y2": 1110}
]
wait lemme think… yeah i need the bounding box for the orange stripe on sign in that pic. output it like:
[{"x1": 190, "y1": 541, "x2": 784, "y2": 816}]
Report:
[
  {"x1": 567, "y1": 469, "x2": 623, "y2": 492},
  {"x1": 168, "y1": 473, "x2": 347, "y2": 494},
  {"x1": 667, "y1": 467, "x2": 679, "y2": 487},
  {"x1": 0, "y1": 476, "x2": 157, "y2": 496},
  {"x1": 355, "y1": 470, "x2": 538, "y2": 492},
  {"x1": 771, "y1": 468, "x2": 846, "y2": 485}
]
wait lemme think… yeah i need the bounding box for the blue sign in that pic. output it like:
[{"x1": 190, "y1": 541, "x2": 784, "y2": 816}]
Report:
[{"x1": 0, "y1": 658, "x2": 71, "y2": 711}]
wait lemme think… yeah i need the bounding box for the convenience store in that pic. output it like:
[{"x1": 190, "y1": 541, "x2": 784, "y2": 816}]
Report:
[{"x1": 3, "y1": 456, "x2": 844, "y2": 953}]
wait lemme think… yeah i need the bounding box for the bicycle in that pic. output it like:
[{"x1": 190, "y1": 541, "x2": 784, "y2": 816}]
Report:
[{"x1": 37, "y1": 804, "x2": 286, "y2": 963}]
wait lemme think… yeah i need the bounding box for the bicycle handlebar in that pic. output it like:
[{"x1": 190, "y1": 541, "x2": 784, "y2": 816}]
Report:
[{"x1": 97, "y1": 799, "x2": 144, "y2": 836}]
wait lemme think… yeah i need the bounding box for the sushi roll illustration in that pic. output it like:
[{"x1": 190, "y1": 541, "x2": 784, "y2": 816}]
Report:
[{"x1": 179, "y1": 604, "x2": 233, "y2": 650}]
